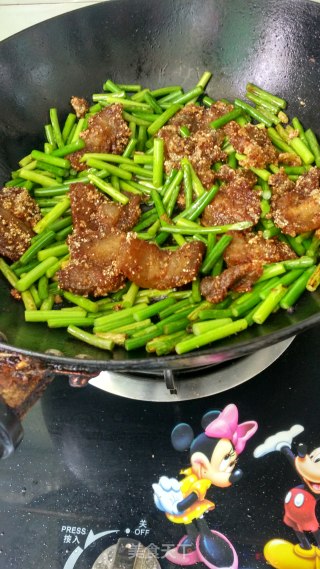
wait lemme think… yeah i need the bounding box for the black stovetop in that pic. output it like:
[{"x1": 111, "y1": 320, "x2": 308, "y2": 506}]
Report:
[{"x1": 0, "y1": 327, "x2": 319, "y2": 569}]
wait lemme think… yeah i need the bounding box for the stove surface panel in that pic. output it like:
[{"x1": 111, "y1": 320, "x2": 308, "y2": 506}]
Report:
[{"x1": 0, "y1": 327, "x2": 319, "y2": 569}]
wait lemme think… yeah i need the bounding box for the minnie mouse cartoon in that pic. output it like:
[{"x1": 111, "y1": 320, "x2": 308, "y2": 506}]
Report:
[{"x1": 152, "y1": 404, "x2": 258, "y2": 569}]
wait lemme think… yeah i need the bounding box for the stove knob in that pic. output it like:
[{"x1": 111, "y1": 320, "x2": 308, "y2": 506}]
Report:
[
  {"x1": 92, "y1": 537, "x2": 161, "y2": 569},
  {"x1": 0, "y1": 401, "x2": 24, "y2": 459}
]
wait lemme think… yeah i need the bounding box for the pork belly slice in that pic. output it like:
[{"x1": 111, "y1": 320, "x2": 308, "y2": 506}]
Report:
[
  {"x1": 269, "y1": 167, "x2": 320, "y2": 236},
  {"x1": 205, "y1": 101, "x2": 236, "y2": 124},
  {"x1": 58, "y1": 184, "x2": 141, "y2": 296},
  {"x1": 200, "y1": 230, "x2": 296, "y2": 304},
  {"x1": 69, "y1": 182, "x2": 141, "y2": 233},
  {"x1": 224, "y1": 121, "x2": 278, "y2": 168},
  {"x1": 201, "y1": 166, "x2": 260, "y2": 227},
  {"x1": 0, "y1": 206, "x2": 34, "y2": 262},
  {"x1": 68, "y1": 103, "x2": 131, "y2": 171},
  {"x1": 215, "y1": 164, "x2": 257, "y2": 185},
  {"x1": 70, "y1": 96, "x2": 90, "y2": 119},
  {"x1": 0, "y1": 187, "x2": 41, "y2": 261},
  {"x1": 278, "y1": 152, "x2": 302, "y2": 166},
  {"x1": 167, "y1": 101, "x2": 234, "y2": 131},
  {"x1": 0, "y1": 186, "x2": 41, "y2": 228},
  {"x1": 118, "y1": 233, "x2": 205, "y2": 289},
  {"x1": 166, "y1": 102, "x2": 207, "y2": 132},
  {"x1": 58, "y1": 232, "x2": 126, "y2": 297},
  {"x1": 159, "y1": 103, "x2": 230, "y2": 189},
  {"x1": 159, "y1": 125, "x2": 224, "y2": 189},
  {"x1": 81, "y1": 103, "x2": 130, "y2": 153},
  {"x1": 59, "y1": 232, "x2": 205, "y2": 296},
  {"x1": 224, "y1": 230, "x2": 296, "y2": 267},
  {"x1": 58, "y1": 260, "x2": 126, "y2": 298},
  {"x1": 200, "y1": 262, "x2": 263, "y2": 304}
]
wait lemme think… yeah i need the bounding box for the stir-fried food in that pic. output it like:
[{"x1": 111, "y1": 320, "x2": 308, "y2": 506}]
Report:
[
  {"x1": 159, "y1": 103, "x2": 229, "y2": 188},
  {"x1": 58, "y1": 232, "x2": 127, "y2": 297},
  {"x1": 201, "y1": 262, "x2": 263, "y2": 304},
  {"x1": 270, "y1": 167, "x2": 320, "y2": 236},
  {"x1": 0, "y1": 187, "x2": 41, "y2": 261},
  {"x1": 118, "y1": 233, "x2": 205, "y2": 290},
  {"x1": 59, "y1": 182, "x2": 205, "y2": 294},
  {"x1": 67, "y1": 103, "x2": 131, "y2": 171},
  {"x1": 68, "y1": 182, "x2": 141, "y2": 234},
  {"x1": 58, "y1": 183, "x2": 142, "y2": 296},
  {"x1": 201, "y1": 231, "x2": 296, "y2": 303},
  {"x1": 224, "y1": 121, "x2": 278, "y2": 168},
  {"x1": 1, "y1": 72, "x2": 320, "y2": 356},
  {"x1": 201, "y1": 166, "x2": 261, "y2": 226}
]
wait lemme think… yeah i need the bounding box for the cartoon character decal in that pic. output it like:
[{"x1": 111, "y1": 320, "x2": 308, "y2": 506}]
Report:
[
  {"x1": 254, "y1": 425, "x2": 320, "y2": 569},
  {"x1": 152, "y1": 404, "x2": 258, "y2": 569}
]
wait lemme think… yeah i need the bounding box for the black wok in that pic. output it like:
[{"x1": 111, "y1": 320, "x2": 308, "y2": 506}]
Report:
[{"x1": 0, "y1": 0, "x2": 320, "y2": 374}]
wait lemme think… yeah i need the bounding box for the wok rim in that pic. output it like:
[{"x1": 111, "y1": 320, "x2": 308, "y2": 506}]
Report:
[{"x1": 0, "y1": 312, "x2": 318, "y2": 372}]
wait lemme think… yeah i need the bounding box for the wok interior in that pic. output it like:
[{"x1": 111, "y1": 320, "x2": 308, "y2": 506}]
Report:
[{"x1": 0, "y1": 0, "x2": 320, "y2": 369}]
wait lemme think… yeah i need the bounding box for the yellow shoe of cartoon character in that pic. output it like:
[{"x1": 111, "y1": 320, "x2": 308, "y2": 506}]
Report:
[
  {"x1": 316, "y1": 546, "x2": 320, "y2": 569},
  {"x1": 264, "y1": 539, "x2": 316, "y2": 569}
]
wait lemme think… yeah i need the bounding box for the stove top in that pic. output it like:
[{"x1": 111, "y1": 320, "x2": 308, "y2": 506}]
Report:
[{"x1": 0, "y1": 327, "x2": 319, "y2": 569}]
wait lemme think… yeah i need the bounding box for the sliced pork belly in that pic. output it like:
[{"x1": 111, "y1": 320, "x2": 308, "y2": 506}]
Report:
[
  {"x1": 70, "y1": 96, "x2": 90, "y2": 119},
  {"x1": 81, "y1": 104, "x2": 130, "y2": 154},
  {"x1": 58, "y1": 232, "x2": 126, "y2": 297},
  {"x1": 118, "y1": 233, "x2": 205, "y2": 289},
  {"x1": 201, "y1": 262, "x2": 263, "y2": 304},
  {"x1": 201, "y1": 166, "x2": 260, "y2": 227},
  {"x1": 69, "y1": 183, "x2": 141, "y2": 233},
  {"x1": 200, "y1": 230, "x2": 296, "y2": 304},
  {"x1": 224, "y1": 121, "x2": 278, "y2": 168},
  {"x1": 159, "y1": 103, "x2": 230, "y2": 189},
  {"x1": 224, "y1": 231, "x2": 296, "y2": 267},
  {"x1": 167, "y1": 100, "x2": 234, "y2": 132},
  {"x1": 269, "y1": 167, "x2": 320, "y2": 236},
  {"x1": 58, "y1": 183, "x2": 141, "y2": 296},
  {"x1": 0, "y1": 187, "x2": 41, "y2": 261},
  {"x1": 68, "y1": 104, "x2": 131, "y2": 171},
  {"x1": 205, "y1": 101, "x2": 235, "y2": 124}
]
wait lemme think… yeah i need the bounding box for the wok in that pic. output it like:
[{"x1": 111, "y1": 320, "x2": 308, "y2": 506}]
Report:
[{"x1": 0, "y1": 0, "x2": 320, "y2": 374}]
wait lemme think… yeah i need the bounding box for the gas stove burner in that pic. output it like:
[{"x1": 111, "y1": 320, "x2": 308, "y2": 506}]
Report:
[
  {"x1": 89, "y1": 337, "x2": 294, "y2": 402},
  {"x1": 92, "y1": 538, "x2": 160, "y2": 569}
]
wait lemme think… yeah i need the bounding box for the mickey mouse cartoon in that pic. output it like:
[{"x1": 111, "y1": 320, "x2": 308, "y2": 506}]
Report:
[
  {"x1": 152, "y1": 404, "x2": 258, "y2": 569},
  {"x1": 254, "y1": 425, "x2": 320, "y2": 569}
]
